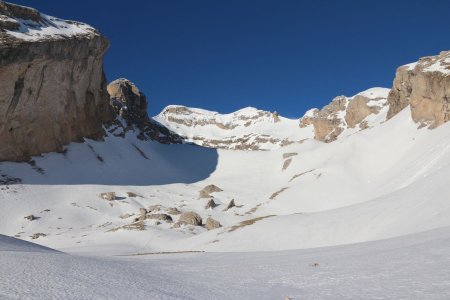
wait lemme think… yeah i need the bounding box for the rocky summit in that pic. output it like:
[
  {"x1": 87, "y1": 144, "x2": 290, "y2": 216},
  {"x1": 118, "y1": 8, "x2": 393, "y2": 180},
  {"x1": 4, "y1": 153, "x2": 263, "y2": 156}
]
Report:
[
  {"x1": 107, "y1": 78, "x2": 182, "y2": 144},
  {"x1": 108, "y1": 78, "x2": 149, "y2": 127}
]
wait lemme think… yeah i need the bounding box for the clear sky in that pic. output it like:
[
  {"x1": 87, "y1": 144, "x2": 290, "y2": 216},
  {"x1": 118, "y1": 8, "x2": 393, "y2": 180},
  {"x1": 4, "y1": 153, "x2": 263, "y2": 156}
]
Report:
[{"x1": 15, "y1": 0, "x2": 450, "y2": 117}]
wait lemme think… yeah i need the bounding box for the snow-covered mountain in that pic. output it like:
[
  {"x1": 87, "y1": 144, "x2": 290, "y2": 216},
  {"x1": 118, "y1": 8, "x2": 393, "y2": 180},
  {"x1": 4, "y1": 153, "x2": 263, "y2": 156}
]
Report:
[
  {"x1": 2, "y1": 2, "x2": 450, "y2": 299},
  {"x1": 155, "y1": 87, "x2": 390, "y2": 149},
  {"x1": 155, "y1": 105, "x2": 312, "y2": 150}
]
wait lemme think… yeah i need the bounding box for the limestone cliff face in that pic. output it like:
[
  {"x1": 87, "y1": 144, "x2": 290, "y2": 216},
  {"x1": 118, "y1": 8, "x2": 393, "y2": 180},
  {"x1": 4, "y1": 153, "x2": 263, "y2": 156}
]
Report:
[
  {"x1": 387, "y1": 51, "x2": 450, "y2": 128},
  {"x1": 299, "y1": 88, "x2": 390, "y2": 142},
  {"x1": 0, "y1": 2, "x2": 114, "y2": 161}
]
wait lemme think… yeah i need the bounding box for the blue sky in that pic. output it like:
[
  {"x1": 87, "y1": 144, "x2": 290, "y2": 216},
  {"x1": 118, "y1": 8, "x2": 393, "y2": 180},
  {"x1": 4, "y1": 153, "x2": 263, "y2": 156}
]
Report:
[{"x1": 16, "y1": 0, "x2": 450, "y2": 117}]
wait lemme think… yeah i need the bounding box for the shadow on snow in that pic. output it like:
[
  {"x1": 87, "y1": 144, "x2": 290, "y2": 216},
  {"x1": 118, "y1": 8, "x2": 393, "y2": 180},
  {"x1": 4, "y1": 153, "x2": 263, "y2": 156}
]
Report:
[{"x1": 0, "y1": 138, "x2": 219, "y2": 186}]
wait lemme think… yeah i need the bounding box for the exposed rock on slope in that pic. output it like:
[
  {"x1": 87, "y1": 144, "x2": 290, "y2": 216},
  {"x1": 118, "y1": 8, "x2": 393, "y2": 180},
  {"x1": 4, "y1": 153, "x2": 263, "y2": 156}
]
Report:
[
  {"x1": 198, "y1": 184, "x2": 223, "y2": 199},
  {"x1": 387, "y1": 51, "x2": 450, "y2": 128},
  {"x1": 205, "y1": 217, "x2": 221, "y2": 230},
  {"x1": 0, "y1": 2, "x2": 114, "y2": 161},
  {"x1": 108, "y1": 78, "x2": 148, "y2": 126},
  {"x1": 107, "y1": 78, "x2": 182, "y2": 144},
  {"x1": 299, "y1": 88, "x2": 390, "y2": 142}
]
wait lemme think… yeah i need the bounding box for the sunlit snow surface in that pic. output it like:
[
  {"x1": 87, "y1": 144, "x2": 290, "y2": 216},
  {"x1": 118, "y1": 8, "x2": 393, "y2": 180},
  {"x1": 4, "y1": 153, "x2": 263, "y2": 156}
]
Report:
[
  {"x1": 4, "y1": 11, "x2": 96, "y2": 41},
  {"x1": 1, "y1": 228, "x2": 450, "y2": 299},
  {"x1": 1, "y1": 104, "x2": 450, "y2": 298}
]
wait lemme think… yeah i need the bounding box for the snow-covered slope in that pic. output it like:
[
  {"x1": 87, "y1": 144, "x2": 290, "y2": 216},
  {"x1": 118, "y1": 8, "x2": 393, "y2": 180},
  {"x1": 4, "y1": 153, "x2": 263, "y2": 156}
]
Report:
[
  {"x1": 1, "y1": 227, "x2": 450, "y2": 300},
  {"x1": 1, "y1": 2, "x2": 449, "y2": 298},
  {"x1": 2, "y1": 104, "x2": 450, "y2": 256},
  {"x1": 155, "y1": 105, "x2": 313, "y2": 150},
  {"x1": 155, "y1": 88, "x2": 390, "y2": 149},
  {"x1": 0, "y1": 2, "x2": 98, "y2": 41}
]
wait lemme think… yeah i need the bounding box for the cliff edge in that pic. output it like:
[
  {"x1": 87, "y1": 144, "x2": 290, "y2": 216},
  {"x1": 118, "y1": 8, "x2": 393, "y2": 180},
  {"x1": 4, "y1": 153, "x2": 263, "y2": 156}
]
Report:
[{"x1": 0, "y1": 2, "x2": 114, "y2": 161}]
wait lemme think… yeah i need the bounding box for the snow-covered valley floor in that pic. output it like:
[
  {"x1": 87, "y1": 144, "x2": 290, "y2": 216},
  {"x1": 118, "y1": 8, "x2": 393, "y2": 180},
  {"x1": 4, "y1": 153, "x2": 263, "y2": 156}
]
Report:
[{"x1": 1, "y1": 226, "x2": 450, "y2": 300}]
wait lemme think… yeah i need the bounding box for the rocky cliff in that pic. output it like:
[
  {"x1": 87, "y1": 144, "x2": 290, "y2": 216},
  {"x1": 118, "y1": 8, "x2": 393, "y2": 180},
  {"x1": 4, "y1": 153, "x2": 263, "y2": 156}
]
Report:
[
  {"x1": 107, "y1": 78, "x2": 182, "y2": 144},
  {"x1": 387, "y1": 51, "x2": 450, "y2": 128},
  {"x1": 0, "y1": 2, "x2": 114, "y2": 161},
  {"x1": 299, "y1": 88, "x2": 390, "y2": 142}
]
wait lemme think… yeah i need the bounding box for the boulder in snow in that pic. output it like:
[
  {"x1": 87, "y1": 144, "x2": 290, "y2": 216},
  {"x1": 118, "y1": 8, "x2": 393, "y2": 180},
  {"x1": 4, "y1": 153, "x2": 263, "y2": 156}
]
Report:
[
  {"x1": 100, "y1": 192, "x2": 116, "y2": 201},
  {"x1": 178, "y1": 211, "x2": 202, "y2": 226},
  {"x1": 147, "y1": 214, "x2": 173, "y2": 223},
  {"x1": 223, "y1": 199, "x2": 236, "y2": 211},
  {"x1": 205, "y1": 217, "x2": 221, "y2": 230},
  {"x1": 205, "y1": 199, "x2": 217, "y2": 210},
  {"x1": 167, "y1": 207, "x2": 181, "y2": 215},
  {"x1": 24, "y1": 215, "x2": 36, "y2": 221},
  {"x1": 199, "y1": 184, "x2": 223, "y2": 198}
]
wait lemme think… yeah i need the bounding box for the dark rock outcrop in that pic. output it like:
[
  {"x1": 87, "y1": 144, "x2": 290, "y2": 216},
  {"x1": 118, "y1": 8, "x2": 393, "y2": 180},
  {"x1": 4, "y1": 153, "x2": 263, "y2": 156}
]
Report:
[
  {"x1": 205, "y1": 199, "x2": 217, "y2": 210},
  {"x1": 107, "y1": 78, "x2": 182, "y2": 144},
  {"x1": 108, "y1": 78, "x2": 149, "y2": 126},
  {"x1": 224, "y1": 199, "x2": 236, "y2": 211}
]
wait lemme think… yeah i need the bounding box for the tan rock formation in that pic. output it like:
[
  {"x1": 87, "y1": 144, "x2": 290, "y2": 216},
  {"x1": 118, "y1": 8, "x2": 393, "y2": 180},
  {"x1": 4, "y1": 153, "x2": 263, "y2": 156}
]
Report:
[
  {"x1": 205, "y1": 217, "x2": 221, "y2": 230},
  {"x1": 100, "y1": 192, "x2": 116, "y2": 201},
  {"x1": 146, "y1": 213, "x2": 173, "y2": 223},
  {"x1": 387, "y1": 51, "x2": 450, "y2": 128},
  {"x1": 178, "y1": 211, "x2": 202, "y2": 226},
  {"x1": 345, "y1": 95, "x2": 382, "y2": 128},
  {"x1": 166, "y1": 207, "x2": 181, "y2": 215},
  {"x1": 300, "y1": 88, "x2": 389, "y2": 142},
  {"x1": 299, "y1": 96, "x2": 347, "y2": 142},
  {"x1": 0, "y1": 2, "x2": 114, "y2": 162},
  {"x1": 198, "y1": 184, "x2": 223, "y2": 199}
]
